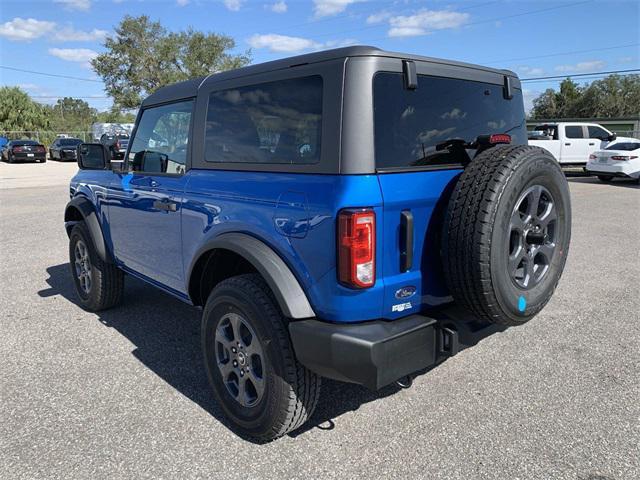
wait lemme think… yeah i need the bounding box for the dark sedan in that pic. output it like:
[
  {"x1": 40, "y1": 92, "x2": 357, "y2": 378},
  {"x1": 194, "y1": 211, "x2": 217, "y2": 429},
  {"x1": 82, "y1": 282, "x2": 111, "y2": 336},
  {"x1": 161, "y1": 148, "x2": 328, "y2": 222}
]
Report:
[
  {"x1": 49, "y1": 138, "x2": 82, "y2": 161},
  {"x1": 1, "y1": 140, "x2": 47, "y2": 163}
]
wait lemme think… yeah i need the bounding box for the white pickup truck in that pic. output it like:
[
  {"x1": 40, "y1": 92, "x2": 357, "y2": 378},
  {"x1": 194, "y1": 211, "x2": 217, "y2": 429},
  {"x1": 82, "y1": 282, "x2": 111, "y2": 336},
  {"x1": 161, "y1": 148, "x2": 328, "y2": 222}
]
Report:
[{"x1": 527, "y1": 122, "x2": 633, "y2": 165}]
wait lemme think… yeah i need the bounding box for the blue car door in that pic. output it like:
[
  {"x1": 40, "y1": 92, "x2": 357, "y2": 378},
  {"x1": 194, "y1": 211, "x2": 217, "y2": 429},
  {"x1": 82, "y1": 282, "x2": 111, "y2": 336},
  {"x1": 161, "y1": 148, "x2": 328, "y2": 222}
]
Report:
[{"x1": 106, "y1": 99, "x2": 194, "y2": 294}]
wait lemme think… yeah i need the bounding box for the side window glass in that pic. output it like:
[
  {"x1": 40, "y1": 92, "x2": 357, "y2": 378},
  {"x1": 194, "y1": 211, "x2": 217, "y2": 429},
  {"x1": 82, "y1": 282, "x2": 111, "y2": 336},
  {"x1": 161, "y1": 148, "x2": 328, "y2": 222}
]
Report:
[
  {"x1": 128, "y1": 99, "x2": 194, "y2": 174},
  {"x1": 587, "y1": 126, "x2": 609, "y2": 140},
  {"x1": 205, "y1": 75, "x2": 323, "y2": 165},
  {"x1": 565, "y1": 126, "x2": 584, "y2": 139}
]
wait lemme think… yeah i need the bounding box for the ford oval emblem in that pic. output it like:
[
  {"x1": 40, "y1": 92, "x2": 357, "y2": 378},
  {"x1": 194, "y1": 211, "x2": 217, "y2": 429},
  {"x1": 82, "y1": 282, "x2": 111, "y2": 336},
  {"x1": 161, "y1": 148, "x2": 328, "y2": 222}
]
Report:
[{"x1": 395, "y1": 286, "x2": 416, "y2": 299}]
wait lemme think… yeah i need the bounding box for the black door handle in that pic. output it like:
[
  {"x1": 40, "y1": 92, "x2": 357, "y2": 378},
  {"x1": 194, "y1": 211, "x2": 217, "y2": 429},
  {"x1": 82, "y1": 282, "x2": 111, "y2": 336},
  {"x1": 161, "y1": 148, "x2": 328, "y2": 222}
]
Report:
[
  {"x1": 400, "y1": 210, "x2": 414, "y2": 272},
  {"x1": 564, "y1": 143, "x2": 571, "y2": 146},
  {"x1": 589, "y1": 142, "x2": 595, "y2": 146},
  {"x1": 153, "y1": 200, "x2": 177, "y2": 212}
]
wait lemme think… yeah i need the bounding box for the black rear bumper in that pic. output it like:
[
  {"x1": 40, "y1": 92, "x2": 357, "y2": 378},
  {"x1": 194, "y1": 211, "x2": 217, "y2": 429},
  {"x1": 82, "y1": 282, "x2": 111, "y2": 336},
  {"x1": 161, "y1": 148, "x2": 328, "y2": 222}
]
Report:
[{"x1": 289, "y1": 315, "x2": 456, "y2": 390}]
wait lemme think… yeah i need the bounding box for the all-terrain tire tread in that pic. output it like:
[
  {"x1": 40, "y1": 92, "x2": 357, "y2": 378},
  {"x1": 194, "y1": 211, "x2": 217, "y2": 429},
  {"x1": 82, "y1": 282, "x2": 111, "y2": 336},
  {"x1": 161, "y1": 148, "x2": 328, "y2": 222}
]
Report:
[
  {"x1": 215, "y1": 274, "x2": 320, "y2": 441},
  {"x1": 442, "y1": 145, "x2": 566, "y2": 325}
]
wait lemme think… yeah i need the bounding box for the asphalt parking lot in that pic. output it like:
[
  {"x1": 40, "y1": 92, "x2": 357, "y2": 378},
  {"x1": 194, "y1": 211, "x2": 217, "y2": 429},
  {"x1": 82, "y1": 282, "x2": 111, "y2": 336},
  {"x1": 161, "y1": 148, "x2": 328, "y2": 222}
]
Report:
[{"x1": 1, "y1": 161, "x2": 638, "y2": 480}]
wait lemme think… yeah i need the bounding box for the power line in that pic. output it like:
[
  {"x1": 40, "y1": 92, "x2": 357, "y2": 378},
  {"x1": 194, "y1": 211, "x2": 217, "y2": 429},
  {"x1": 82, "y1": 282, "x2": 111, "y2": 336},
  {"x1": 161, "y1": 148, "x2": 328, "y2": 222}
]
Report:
[
  {"x1": 483, "y1": 43, "x2": 640, "y2": 65},
  {"x1": 0, "y1": 66, "x2": 102, "y2": 83},
  {"x1": 30, "y1": 95, "x2": 109, "y2": 99},
  {"x1": 302, "y1": 0, "x2": 592, "y2": 41},
  {"x1": 237, "y1": 0, "x2": 501, "y2": 34},
  {"x1": 521, "y1": 69, "x2": 640, "y2": 81}
]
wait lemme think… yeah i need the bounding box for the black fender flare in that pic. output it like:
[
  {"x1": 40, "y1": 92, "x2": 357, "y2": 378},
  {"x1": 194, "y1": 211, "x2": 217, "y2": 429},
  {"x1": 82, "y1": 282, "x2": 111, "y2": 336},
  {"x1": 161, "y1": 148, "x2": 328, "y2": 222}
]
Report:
[
  {"x1": 189, "y1": 233, "x2": 316, "y2": 319},
  {"x1": 64, "y1": 196, "x2": 112, "y2": 263}
]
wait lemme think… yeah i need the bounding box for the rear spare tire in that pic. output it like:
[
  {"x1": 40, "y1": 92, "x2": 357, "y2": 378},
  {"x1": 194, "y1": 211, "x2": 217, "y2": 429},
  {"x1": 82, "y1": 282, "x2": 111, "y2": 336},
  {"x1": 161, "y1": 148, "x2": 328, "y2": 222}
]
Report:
[{"x1": 443, "y1": 145, "x2": 571, "y2": 326}]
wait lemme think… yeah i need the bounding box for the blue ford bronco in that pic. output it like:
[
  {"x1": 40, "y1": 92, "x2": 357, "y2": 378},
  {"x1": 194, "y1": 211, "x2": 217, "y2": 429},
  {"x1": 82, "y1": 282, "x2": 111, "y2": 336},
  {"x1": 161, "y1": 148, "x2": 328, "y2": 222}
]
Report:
[{"x1": 65, "y1": 46, "x2": 571, "y2": 441}]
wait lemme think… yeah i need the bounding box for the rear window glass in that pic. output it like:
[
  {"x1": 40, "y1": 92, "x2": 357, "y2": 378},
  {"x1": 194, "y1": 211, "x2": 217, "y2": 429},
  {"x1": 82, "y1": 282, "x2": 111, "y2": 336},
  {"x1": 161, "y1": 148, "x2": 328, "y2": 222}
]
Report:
[
  {"x1": 14, "y1": 140, "x2": 39, "y2": 146},
  {"x1": 59, "y1": 139, "x2": 82, "y2": 146},
  {"x1": 605, "y1": 142, "x2": 640, "y2": 151},
  {"x1": 373, "y1": 73, "x2": 526, "y2": 170},
  {"x1": 205, "y1": 76, "x2": 322, "y2": 165}
]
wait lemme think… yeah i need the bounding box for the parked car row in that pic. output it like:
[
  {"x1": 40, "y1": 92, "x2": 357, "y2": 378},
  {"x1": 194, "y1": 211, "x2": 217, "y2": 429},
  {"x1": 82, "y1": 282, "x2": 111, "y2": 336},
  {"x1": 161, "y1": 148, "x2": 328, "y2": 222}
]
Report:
[
  {"x1": 1, "y1": 133, "x2": 131, "y2": 164},
  {"x1": 528, "y1": 122, "x2": 640, "y2": 183}
]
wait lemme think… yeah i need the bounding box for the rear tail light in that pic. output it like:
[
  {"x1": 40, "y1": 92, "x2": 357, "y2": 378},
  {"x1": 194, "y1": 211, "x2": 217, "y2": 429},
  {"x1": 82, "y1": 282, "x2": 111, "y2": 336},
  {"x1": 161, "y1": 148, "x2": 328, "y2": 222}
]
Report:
[
  {"x1": 589, "y1": 154, "x2": 597, "y2": 160},
  {"x1": 115, "y1": 140, "x2": 120, "y2": 150},
  {"x1": 611, "y1": 155, "x2": 636, "y2": 161},
  {"x1": 338, "y1": 209, "x2": 376, "y2": 288},
  {"x1": 36, "y1": 146, "x2": 45, "y2": 153},
  {"x1": 12, "y1": 146, "x2": 23, "y2": 153}
]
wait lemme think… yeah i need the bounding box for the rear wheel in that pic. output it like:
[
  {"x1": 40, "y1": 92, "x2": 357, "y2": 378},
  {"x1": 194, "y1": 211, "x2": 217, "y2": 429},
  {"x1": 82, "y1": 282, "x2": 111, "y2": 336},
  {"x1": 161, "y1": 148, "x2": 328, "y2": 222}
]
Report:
[
  {"x1": 597, "y1": 175, "x2": 614, "y2": 182},
  {"x1": 202, "y1": 273, "x2": 320, "y2": 442},
  {"x1": 443, "y1": 145, "x2": 571, "y2": 326}
]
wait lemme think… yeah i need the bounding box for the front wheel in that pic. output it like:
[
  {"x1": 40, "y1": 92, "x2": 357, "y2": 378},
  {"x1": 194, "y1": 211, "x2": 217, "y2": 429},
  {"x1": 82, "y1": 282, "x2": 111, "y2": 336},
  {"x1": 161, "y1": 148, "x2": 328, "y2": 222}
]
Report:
[
  {"x1": 202, "y1": 274, "x2": 320, "y2": 442},
  {"x1": 69, "y1": 222, "x2": 124, "y2": 311},
  {"x1": 597, "y1": 175, "x2": 614, "y2": 182}
]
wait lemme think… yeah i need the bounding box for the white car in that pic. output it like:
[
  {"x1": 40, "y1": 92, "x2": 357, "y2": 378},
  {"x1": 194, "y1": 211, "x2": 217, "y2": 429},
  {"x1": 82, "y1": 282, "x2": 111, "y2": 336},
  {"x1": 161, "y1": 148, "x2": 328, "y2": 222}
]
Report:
[{"x1": 585, "y1": 140, "x2": 640, "y2": 183}]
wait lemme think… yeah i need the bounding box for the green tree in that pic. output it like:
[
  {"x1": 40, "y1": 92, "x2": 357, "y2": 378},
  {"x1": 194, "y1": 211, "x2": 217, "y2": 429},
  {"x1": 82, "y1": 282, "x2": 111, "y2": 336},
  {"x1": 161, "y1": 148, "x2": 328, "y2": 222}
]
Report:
[
  {"x1": 95, "y1": 106, "x2": 136, "y2": 123},
  {"x1": 46, "y1": 97, "x2": 97, "y2": 133},
  {"x1": 530, "y1": 88, "x2": 558, "y2": 119},
  {"x1": 530, "y1": 74, "x2": 640, "y2": 119},
  {"x1": 92, "y1": 15, "x2": 251, "y2": 109},
  {"x1": 0, "y1": 87, "x2": 50, "y2": 134}
]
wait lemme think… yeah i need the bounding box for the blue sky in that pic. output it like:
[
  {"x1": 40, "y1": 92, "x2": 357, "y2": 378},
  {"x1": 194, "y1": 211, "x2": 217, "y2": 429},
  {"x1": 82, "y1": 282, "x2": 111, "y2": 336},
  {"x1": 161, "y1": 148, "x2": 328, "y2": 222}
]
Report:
[{"x1": 0, "y1": 0, "x2": 638, "y2": 112}]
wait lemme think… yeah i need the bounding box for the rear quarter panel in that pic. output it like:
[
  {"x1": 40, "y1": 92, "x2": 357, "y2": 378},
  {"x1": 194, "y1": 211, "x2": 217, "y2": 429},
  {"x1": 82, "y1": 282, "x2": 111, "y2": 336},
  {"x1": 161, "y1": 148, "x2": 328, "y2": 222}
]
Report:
[{"x1": 181, "y1": 170, "x2": 386, "y2": 322}]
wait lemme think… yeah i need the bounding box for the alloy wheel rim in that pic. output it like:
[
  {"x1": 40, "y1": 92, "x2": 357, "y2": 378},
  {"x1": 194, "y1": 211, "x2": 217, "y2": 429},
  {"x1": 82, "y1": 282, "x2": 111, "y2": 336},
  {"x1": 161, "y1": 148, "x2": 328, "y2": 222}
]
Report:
[
  {"x1": 74, "y1": 240, "x2": 92, "y2": 294},
  {"x1": 214, "y1": 312, "x2": 265, "y2": 408},
  {"x1": 508, "y1": 185, "x2": 558, "y2": 289}
]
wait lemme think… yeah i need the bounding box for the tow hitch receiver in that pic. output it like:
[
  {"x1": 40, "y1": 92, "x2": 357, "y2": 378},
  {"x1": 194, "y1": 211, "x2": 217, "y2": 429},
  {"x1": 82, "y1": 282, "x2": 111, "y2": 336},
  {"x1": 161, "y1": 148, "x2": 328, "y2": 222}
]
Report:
[{"x1": 437, "y1": 326, "x2": 459, "y2": 358}]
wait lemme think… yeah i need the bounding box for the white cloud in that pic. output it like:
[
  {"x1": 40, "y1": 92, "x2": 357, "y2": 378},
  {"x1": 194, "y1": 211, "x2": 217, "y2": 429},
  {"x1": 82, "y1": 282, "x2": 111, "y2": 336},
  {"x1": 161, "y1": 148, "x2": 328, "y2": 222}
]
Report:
[
  {"x1": 54, "y1": 0, "x2": 91, "y2": 11},
  {"x1": 49, "y1": 48, "x2": 98, "y2": 68},
  {"x1": 366, "y1": 11, "x2": 391, "y2": 24},
  {"x1": 554, "y1": 60, "x2": 605, "y2": 73},
  {"x1": 388, "y1": 9, "x2": 469, "y2": 37},
  {"x1": 313, "y1": 0, "x2": 361, "y2": 18},
  {"x1": 0, "y1": 18, "x2": 107, "y2": 43},
  {"x1": 224, "y1": 0, "x2": 243, "y2": 11},
  {"x1": 248, "y1": 34, "x2": 320, "y2": 53},
  {"x1": 0, "y1": 18, "x2": 55, "y2": 41},
  {"x1": 53, "y1": 27, "x2": 108, "y2": 42},
  {"x1": 618, "y1": 56, "x2": 634, "y2": 64},
  {"x1": 270, "y1": 1, "x2": 287, "y2": 13},
  {"x1": 177, "y1": 0, "x2": 189, "y2": 5},
  {"x1": 517, "y1": 66, "x2": 544, "y2": 77},
  {"x1": 247, "y1": 34, "x2": 356, "y2": 53}
]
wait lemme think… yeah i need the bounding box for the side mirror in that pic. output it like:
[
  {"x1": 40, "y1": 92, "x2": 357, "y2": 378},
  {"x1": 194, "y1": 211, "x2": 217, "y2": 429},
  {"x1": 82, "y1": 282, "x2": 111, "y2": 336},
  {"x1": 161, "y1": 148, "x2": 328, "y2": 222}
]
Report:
[
  {"x1": 77, "y1": 143, "x2": 110, "y2": 170},
  {"x1": 607, "y1": 133, "x2": 617, "y2": 142}
]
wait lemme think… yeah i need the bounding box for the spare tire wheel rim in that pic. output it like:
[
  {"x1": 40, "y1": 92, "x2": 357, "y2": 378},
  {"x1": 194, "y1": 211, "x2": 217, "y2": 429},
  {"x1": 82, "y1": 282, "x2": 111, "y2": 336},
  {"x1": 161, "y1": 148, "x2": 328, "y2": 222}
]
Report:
[
  {"x1": 214, "y1": 312, "x2": 265, "y2": 408},
  {"x1": 508, "y1": 185, "x2": 557, "y2": 289}
]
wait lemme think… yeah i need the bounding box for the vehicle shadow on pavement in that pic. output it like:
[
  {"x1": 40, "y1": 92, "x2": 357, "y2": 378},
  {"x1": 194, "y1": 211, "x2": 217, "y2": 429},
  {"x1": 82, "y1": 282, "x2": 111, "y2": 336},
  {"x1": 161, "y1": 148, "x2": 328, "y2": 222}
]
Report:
[
  {"x1": 39, "y1": 263, "x2": 506, "y2": 443},
  {"x1": 566, "y1": 176, "x2": 639, "y2": 189}
]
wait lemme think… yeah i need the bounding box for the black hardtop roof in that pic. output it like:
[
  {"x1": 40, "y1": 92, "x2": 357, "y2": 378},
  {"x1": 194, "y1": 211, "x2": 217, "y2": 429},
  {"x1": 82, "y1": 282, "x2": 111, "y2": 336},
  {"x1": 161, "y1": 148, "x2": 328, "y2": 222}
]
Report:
[{"x1": 143, "y1": 45, "x2": 517, "y2": 107}]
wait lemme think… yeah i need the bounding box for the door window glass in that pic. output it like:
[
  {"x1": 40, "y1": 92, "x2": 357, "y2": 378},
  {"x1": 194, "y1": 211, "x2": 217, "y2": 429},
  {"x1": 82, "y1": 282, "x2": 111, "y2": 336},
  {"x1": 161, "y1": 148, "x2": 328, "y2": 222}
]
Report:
[
  {"x1": 587, "y1": 125, "x2": 610, "y2": 140},
  {"x1": 565, "y1": 126, "x2": 584, "y2": 139},
  {"x1": 128, "y1": 100, "x2": 194, "y2": 174}
]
